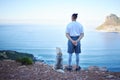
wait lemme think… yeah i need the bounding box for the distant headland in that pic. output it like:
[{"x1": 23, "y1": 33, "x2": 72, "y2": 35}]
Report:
[{"x1": 96, "y1": 14, "x2": 120, "y2": 32}]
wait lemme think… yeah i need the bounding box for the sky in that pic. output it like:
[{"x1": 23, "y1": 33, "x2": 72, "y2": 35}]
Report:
[{"x1": 0, "y1": 0, "x2": 120, "y2": 26}]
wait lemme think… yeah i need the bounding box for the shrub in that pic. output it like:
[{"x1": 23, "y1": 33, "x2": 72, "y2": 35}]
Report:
[{"x1": 16, "y1": 57, "x2": 33, "y2": 65}]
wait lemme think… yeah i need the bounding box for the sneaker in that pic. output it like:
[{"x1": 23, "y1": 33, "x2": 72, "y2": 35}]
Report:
[
  {"x1": 75, "y1": 66, "x2": 81, "y2": 71},
  {"x1": 65, "y1": 66, "x2": 72, "y2": 71}
]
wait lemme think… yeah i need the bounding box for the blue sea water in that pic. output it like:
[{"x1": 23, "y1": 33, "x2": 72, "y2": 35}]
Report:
[{"x1": 0, "y1": 24, "x2": 120, "y2": 72}]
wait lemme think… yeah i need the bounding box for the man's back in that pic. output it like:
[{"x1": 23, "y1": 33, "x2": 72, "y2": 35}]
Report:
[{"x1": 66, "y1": 21, "x2": 83, "y2": 36}]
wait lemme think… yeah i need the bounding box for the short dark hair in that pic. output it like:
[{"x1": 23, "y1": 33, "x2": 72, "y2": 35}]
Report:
[{"x1": 72, "y1": 13, "x2": 78, "y2": 19}]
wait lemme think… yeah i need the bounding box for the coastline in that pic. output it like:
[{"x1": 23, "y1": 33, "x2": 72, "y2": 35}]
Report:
[
  {"x1": 0, "y1": 50, "x2": 120, "y2": 80},
  {"x1": 0, "y1": 60, "x2": 120, "y2": 80},
  {"x1": 96, "y1": 29, "x2": 120, "y2": 33}
]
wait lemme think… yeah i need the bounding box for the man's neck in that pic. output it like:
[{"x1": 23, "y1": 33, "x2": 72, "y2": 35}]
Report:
[
  {"x1": 72, "y1": 20, "x2": 76, "y2": 21},
  {"x1": 72, "y1": 19, "x2": 76, "y2": 21},
  {"x1": 72, "y1": 20, "x2": 76, "y2": 22}
]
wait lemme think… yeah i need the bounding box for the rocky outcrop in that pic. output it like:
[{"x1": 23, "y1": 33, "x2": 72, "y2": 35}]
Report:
[
  {"x1": 0, "y1": 50, "x2": 34, "y2": 61},
  {"x1": 96, "y1": 14, "x2": 120, "y2": 32},
  {"x1": 0, "y1": 60, "x2": 120, "y2": 80}
]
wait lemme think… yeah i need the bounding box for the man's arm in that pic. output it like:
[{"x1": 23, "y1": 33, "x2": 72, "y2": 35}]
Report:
[
  {"x1": 66, "y1": 33, "x2": 77, "y2": 45},
  {"x1": 66, "y1": 33, "x2": 73, "y2": 42},
  {"x1": 76, "y1": 33, "x2": 84, "y2": 42}
]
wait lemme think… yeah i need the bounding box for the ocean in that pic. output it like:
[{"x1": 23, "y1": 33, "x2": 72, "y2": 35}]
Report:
[{"x1": 0, "y1": 24, "x2": 120, "y2": 72}]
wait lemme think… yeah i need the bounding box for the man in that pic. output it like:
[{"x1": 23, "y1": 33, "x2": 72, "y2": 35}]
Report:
[{"x1": 66, "y1": 13, "x2": 84, "y2": 71}]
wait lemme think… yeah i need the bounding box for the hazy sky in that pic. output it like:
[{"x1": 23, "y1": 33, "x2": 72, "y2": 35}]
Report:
[{"x1": 0, "y1": 0, "x2": 120, "y2": 25}]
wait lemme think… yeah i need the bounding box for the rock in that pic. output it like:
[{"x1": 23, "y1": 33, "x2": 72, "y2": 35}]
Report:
[
  {"x1": 96, "y1": 14, "x2": 120, "y2": 32},
  {"x1": 34, "y1": 56, "x2": 44, "y2": 62},
  {"x1": 56, "y1": 69, "x2": 65, "y2": 73},
  {"x1": 81, "y1": 68, "x2": 85, "y2": 71},
  {"x1": 10, "y1": 74, "x2": 15, "y2": 78},
  {"x1": 0, "y1": 52, "x2": 8, "y2": 60},
  {"x1": 106, "y1": 74, "x2": 115, "y2": 79},
  {"x1": 88, "y1": 66, "x2": 108, "y2": 72},
  {"x1": 54, "y1": 47, "x2": 63, "y2": 70},
  {"x1": 99, "y1": 67, "x2": 108, "y2": 72},
  {"x1": 18, "y1": 65, "x2": 27, "y2": 69},
  {"x1": 88, "y1": 66, "x2": 99, "y2": 71},
  {"x1": 85, "y1": 70, "x2": 88, "y2": 73}
]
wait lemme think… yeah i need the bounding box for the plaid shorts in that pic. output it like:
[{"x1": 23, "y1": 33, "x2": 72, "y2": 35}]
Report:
[{"x1": 67, "y1": 36, "x2": 81, "y2": 54}]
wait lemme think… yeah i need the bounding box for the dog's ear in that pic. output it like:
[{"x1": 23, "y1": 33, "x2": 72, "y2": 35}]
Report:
[{"x1": 56, "y1": 47, "x2": 62, "y2": 54}]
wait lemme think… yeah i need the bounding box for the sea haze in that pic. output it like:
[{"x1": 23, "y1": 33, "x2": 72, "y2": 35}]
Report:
[{"x1": 0, "y1": 24, "x2": 120, "y2": 72}]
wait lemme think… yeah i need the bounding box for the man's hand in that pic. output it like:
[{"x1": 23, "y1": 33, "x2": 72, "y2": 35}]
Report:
[
  {"x1": 71, "y1": 40, "x2": 77, "y2": 46},
  {"x1": 66, "y1": 33, "x2": 77, "y2": 46}
]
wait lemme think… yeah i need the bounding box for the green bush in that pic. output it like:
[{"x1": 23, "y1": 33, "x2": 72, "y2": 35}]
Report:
[{"x1": 16, "y1": 57, "x2": 33, "y2": 65}]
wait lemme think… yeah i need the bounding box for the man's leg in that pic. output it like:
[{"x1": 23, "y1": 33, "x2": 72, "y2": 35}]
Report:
[
  {"x1": 65, "y1": 53, "x2": 72, "y2": 71},
  {"x1": 74, "y1": 40, "x2": 81, "y2": 68},
  {"x1": 68, "y1": 53, "x2": 72, "y2": 66},
  {"x1": 68, "y1": 39, "x2": 74, "y2": 67},
  {"x1": 75, "y1": 53, "x2": 81, "y2": 71},
  {"x1": 67, "y1": 38, "x2": 74, "y2": 71},
  {"x1": 75, "y1": 53, "x2": 79, "y2": 67}
]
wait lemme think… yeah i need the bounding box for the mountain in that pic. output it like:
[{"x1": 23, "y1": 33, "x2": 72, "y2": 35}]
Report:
[{"x1": 96, "y1": 14, "x2": 120, "y2": 32}]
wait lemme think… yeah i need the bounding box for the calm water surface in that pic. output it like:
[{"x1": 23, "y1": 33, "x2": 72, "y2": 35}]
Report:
[{"x1": 0, "y1": 25, "x2": 120, "y2": 72}]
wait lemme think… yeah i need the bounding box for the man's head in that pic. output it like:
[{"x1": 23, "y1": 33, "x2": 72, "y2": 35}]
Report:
[{"x1": 72, "y1": 13, "x2": 78, "y2": 21}]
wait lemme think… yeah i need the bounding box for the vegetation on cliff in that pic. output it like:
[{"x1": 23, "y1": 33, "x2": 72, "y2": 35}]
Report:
[{"x1": 97, "y1": 14, "x2": 120, "y2": 32}]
